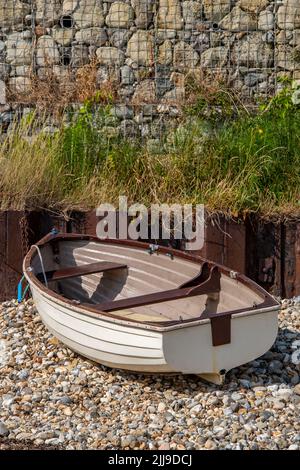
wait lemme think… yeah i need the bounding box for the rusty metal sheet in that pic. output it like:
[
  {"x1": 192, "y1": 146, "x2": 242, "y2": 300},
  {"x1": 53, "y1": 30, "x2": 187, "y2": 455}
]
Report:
[
  {"x1": 195, "y1": 216, "x2": 246, "y2": 274},
  {"x1": 0, "y1": 211, "x2": 25, "y2": 301},
  {"x1": 27, "y1": 211, "x2": 68, "y2": 240},
  {"x1": 295, "y1": 223, "x2": 300, "y2": 297},
  {"x1": 197, "y1": 217, "x2": 225, "y2": 266},
  {"x1": 7, "y1": 211, "x2": 26, "y2": 268},
  {"x1": 0, "y1": 209, "x2": 299, "y2": 301},
  {"x1": 79, "y1": 210, "x2": 98, "y2": 236},
  {"x1": 71, "y1": 210, "x2": 300, "y2": 298},
  {"x1": 223, "y1": 219, "x2": 246, "y2": 274},
  {"x1": 245, "y1": 218, "x2": 282, "y2": 297},
  {"x1": 283, "y1": 222, "x2": 300, "y2": 299}
]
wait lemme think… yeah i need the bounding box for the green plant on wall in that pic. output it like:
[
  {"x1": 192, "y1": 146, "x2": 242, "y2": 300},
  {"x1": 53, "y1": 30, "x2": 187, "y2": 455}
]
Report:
[
  {"x1": 183, "y1": 71, "x2": 241, "y2": 124},
  {"x1": 0, "y1": 83, "x2": 299, "y2": 216},
  {"x1": 60, "y1": 101, "x2": 113, "y2": 185}
]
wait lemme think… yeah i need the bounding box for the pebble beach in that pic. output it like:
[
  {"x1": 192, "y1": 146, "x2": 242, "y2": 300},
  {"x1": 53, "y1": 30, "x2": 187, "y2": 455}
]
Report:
[{"x1": 0, "y1": 299, "x2": 299, "y2": 450}]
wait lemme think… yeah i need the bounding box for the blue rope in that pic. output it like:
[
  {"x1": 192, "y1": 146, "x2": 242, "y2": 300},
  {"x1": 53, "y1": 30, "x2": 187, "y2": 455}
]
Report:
[
  {"x1": 17, "y1": 228, "x2": 58, "y2": 303},
  {"x1": 17, "y1": 275, "x2": 30, "y2": 303}
]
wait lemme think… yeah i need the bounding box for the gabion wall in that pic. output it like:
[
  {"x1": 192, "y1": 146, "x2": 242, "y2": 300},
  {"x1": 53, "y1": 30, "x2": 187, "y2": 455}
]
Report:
[{"x1": 0, "y1": 0, "x2": 300, "y2": 135}]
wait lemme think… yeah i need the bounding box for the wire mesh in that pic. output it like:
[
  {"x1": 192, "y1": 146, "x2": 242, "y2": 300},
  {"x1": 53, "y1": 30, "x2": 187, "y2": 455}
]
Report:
[{"x1": 0, "y1": 0, "x2": 300, "y2": 135}]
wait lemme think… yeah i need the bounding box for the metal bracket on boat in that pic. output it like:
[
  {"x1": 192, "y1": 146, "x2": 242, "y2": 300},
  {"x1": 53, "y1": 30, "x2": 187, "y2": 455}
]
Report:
[
  {"x1": 147, "y1": 244, "x2": 159, "y2": 255},
  {"x1": 209, "y1": 314, "x2": 232, "y2": 347}
]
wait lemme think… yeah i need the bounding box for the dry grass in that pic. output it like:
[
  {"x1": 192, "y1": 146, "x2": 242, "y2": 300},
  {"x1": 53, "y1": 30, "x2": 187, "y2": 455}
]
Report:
[
  {"x1": 0, "y1": 118, "x2": 66, "y2": 210},
  {"x1": 1, "y1": 79, "x2": 299, "y2": 219},
  {"x1": 183, "y1": 69, "x2": 249, "y2": 119},
  {"x1": 7, "y1": 59, "x2": 119, "y2": 117},
  {"x1": 0, "y1": 107, "x2": 299, "y2": 218}
]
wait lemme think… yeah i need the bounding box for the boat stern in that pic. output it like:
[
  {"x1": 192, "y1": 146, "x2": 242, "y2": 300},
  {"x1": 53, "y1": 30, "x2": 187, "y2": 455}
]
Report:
[{"x1": 162, "y1": 307, "x2": 279, "y2": 380}]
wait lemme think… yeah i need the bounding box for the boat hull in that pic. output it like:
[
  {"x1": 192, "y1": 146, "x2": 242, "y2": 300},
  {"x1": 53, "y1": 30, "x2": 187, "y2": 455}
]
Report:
[{"x1": 30, "y1": 282, "x2": 279, "y2": 383}]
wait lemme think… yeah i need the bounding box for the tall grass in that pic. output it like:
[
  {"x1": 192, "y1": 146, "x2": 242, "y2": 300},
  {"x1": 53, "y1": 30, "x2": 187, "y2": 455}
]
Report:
[
  {"x1": 0, "y1": 84, "x2": 299, "y2": 217},
  {"x1": 0, "y1": 115, "x2": 66, "y2": 210}
]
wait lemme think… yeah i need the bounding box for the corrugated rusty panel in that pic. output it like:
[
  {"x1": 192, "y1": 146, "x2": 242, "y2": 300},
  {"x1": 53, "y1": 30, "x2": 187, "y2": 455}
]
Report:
[
  {"x1": 41, "y1": 212, "x2": 300, "y2": 299},
  {"x1": 223, "y1": 219, "x2": 246, "y2": 274},
  {"x1": 0, "y1": 209, "x2": 299, "y2": 301},
  {"x1": 0, "y1": 212, "x2": 8, "y2": 301},
  {"x1": 197, "y1": 217, "x2": 225, "y2": 266},
  {"x1": 295, "y1": 223, "x2": 300, "y2": 296},
  {"x1": 27, "y1": 210, "x2": 68, "y2": 242},
  {"x1": 84, "y1": 211, "x2": 98, "y2": 236},
  {"x1": 72, "y1": 212, "x2": 300, "y2": 298},
  {"x1": 245, "y1": 217, "x2": 282, "y2": 297},
  {"x1": 195, "y1": 217, "x2": 246, "y2": 274},
  {"x1": 67, "y1": 211, "x2": 86, "y2": 234},
  {"x1": 80, "y1": 211, "x2": 246, "y2": 273},
  {"x1": 273, "y1": 223, "x2": 283, "y2": 298},
  {"x1": 0, "y1": 211, "x2": 25, "y2": 301},
  {"x1": 7, "y1": 211, "x2": 24, "y2": 270},
  {"x1": 0, "y1": 210, "x2": 71, "y2": 301},
  {"x1": 283, "y1": 222, "x2": 300, "y2": 299},
  {"x1": 79, "y1": 210, "x2": 135, "y2": 240},
  {"x1": 284, "y1": 223, "x2": 294, "y2": 299}
]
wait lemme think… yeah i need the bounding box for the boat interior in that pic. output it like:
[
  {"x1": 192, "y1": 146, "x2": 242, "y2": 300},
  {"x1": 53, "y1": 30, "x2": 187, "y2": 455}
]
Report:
[{"x1": 31, "y1": 239, "x2": 265, "y2": 323}]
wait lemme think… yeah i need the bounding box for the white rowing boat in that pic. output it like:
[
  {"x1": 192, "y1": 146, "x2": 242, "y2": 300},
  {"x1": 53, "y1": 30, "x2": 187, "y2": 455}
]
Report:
[{"x1": 23, "y1": 232, "x2": 280, "y2": 384}]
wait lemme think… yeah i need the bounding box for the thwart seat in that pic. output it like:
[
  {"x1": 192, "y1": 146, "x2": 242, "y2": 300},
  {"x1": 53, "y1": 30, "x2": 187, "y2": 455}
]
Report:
[
  {"x1": 37, "y1": 261, "x2": 127, "y2": 282},
  {"x1": 87, "y1": 264, "x2": 220, "y2": 312},
  {"x1": 38, "y1": 260, "x2": 221, "y2": 315}
]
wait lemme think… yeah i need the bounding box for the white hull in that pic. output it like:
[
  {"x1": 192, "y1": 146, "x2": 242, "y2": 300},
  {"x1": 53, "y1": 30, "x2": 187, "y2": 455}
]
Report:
[
  {"x1": 24, "y1": 234, "x2": 280, "y2": 384},
  {"x1": 30, "y1": 283, "x2": 279, "y2": 384}
]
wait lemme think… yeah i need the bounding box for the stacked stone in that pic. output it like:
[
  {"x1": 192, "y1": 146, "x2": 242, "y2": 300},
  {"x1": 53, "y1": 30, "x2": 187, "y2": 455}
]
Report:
[{"x1": 0, "y1": 0, "x2": 300, "y2": 136}]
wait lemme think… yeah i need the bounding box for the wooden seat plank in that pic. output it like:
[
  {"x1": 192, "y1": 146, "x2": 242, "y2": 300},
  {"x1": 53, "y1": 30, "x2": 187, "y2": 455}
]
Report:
[
  {"x1": 37, "y1": 262, "x2": 127, "y2": 283},
  {"x1": 86, "y1": 266, "x2": 220, "y2": 312}
]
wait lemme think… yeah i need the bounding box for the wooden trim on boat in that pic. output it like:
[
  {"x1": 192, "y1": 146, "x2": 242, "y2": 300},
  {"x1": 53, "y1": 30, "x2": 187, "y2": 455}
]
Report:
[
  {"x1": 211, "y1": 314, "x2": 232, "y2": 346},
  {"x1": 83, "y1": 266, "x2": 220, "y2": 312},
  {"x1": 23, "y1": 232, "x2": 280, "y2": 347},
  {"x1": 37, "y1": 262, "x2": 128, "y2": 283}
]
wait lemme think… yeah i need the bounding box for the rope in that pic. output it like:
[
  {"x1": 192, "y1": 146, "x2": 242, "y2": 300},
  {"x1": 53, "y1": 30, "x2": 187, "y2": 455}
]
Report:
[
  {"x1": 31, "y1": 245, "x2": 48, "y2": 288},
  {"x1": 17, "y1": 275, "x2": 30, "y2": 303}
]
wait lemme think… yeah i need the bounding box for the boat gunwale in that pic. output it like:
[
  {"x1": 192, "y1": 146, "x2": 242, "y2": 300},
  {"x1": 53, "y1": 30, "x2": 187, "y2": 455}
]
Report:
[{"x1": 23, "y1": 232, "x2": 280, "y2": 332}]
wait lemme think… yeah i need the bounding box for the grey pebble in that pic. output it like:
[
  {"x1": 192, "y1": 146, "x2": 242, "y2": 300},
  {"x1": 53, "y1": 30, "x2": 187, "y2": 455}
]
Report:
[
  {"x1": 0, "y1": 298, "x2": 299, "y2": 450},
  {"x1": 0, "y1": 421, "x2": 9, "y2": 437}
]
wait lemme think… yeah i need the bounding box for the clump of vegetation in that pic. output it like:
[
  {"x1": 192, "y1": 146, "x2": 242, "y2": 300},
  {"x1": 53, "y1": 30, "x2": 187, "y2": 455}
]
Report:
[
  {"x1": 0, "y1": 114, "x2": 66, "y2": 209},
  {"x1": 7, "y1": 59, "x2": 118, "y2": 117},
  {"x1": 183, "y1": 70, "x2": 245, "y2": 123},
  {"x1": 0, "y1": 79, "x2": 299, "y2": 218}
]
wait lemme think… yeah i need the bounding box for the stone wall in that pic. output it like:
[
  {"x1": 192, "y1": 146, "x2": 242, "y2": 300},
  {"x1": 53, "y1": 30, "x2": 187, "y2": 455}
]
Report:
[{"x1": 1, "y1": 0, "x2": 300, "y2": 135}]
